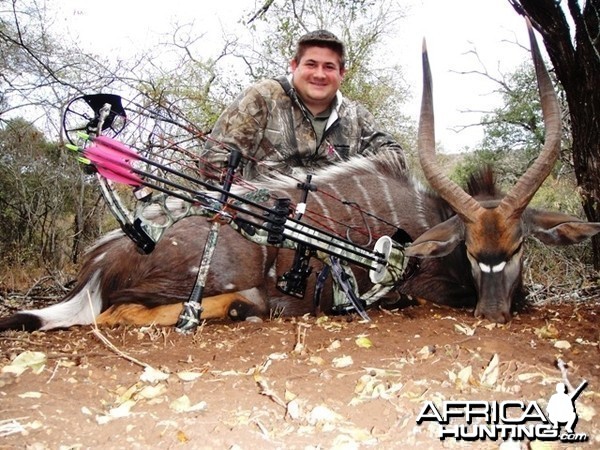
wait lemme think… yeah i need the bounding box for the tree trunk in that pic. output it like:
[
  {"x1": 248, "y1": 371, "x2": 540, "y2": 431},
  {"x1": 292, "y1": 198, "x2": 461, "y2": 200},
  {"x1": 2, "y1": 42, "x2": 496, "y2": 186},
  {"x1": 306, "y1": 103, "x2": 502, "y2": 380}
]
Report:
[
  {"x1": 571, "y1": 88, "x2": 600, "y2": 268},
  {"x1": 509, "y1": 0, "x2": 600, "y2": 268}
]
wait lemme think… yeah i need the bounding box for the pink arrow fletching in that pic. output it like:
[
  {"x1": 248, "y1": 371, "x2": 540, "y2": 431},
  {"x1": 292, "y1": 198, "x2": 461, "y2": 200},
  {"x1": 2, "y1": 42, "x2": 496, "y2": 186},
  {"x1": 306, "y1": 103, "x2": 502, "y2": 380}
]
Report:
[
  {"x1": 84, "y1": 142, "x2": 143, "y2": 186},
  {"x1": 94, "y1": 136, "x2": 140, "y2": 159},
  {"x1": 95, "y1": 163, "x2": 143, "y2": 186}
]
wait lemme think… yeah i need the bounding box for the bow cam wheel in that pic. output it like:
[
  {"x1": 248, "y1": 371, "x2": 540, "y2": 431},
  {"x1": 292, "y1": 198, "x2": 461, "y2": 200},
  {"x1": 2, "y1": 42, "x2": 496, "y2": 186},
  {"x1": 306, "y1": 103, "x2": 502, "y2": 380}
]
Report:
[{"x1": 63, "y1": 93, "x2": 127, "y2": 145}]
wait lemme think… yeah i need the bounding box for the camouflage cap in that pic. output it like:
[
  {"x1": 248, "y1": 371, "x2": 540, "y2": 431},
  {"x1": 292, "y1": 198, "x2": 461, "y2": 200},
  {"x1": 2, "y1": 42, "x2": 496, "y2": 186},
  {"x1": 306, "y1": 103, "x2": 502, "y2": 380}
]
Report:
[{"x1": 297, "y1": 30, "x2": 346, "y2": 60}]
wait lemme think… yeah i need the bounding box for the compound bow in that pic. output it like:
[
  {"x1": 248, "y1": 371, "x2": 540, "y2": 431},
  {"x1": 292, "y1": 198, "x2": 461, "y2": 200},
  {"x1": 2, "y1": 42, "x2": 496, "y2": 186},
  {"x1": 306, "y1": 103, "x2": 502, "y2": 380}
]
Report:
[{"x1": 62, "y1": 94, "x2": 408, "y2": 332}]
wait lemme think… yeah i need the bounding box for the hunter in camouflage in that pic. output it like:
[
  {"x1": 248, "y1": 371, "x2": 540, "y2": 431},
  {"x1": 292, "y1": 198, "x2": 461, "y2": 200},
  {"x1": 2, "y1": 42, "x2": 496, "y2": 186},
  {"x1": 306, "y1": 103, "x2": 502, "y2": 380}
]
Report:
[{"x1": 200, "y1": 30, "x2": 405, "y2": 181}]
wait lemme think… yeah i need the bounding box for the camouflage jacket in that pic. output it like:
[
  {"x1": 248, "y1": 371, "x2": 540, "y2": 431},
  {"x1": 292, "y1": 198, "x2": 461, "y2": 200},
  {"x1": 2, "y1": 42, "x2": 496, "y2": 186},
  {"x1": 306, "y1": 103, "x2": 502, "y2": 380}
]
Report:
[{"x1": 200, "y1": 76, "x2": 405, "y2": 181}]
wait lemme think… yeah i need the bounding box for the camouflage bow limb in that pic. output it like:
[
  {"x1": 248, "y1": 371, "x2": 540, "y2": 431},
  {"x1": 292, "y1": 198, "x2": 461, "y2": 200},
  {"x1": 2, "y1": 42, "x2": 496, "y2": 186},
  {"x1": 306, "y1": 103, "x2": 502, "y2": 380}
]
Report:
[{"x1": 175, "y1": 149, "x2": 242, "y2": 333}]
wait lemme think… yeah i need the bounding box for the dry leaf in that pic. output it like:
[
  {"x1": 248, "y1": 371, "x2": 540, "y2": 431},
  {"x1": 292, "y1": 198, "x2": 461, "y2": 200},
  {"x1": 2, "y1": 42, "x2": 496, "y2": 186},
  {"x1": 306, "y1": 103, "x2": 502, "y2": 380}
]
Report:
[
  {"x1": 454, "y1": 323, "x2": 475, "y2": 336},
  {"x1": 450, "y1": 365, "x2": 473, "y2": 389},
  {"x1": 118, "y1": 383, "x2": 140, "y2": 403},
  {"x1": 2, "y1": 351, "x2": 47, "y2": 376},
  {"x1": 575, "y1": 337, "x2": 598, "y2": 346},
  {"x1": 286, "y1": 399, "x2": 302, "y2": 420},
  {"x1": 284, "y1": 389, "x2": 297, "y2": 402},
  {"x1": 534, "y1": 323, "x2": 559, "y2": 340},
  {"x1": 576, "y1": 403, "x2": 596, "y2": 421},
  {"x1": 327, "y1": 340, "x2": 342, "y2": 352},
  {"x1": 554, "y1": 340, "x2": 571, "y2": 350},
  {"x1": 480, "y1": 354, "x2": 500, "y2": 388},
  {"x1": 417, "y1": 345, "x2": 434, "y2": 359},
  {"x1": 140, "y1": 366, "x2": 170, "y2": 383},
  {"x1": 307, "y1": 405, "x2": 342, "y2": 425},
  {"x1": 517, "y1": 372, "x2": 545, "y2": 382},
  {"x1": 351, "y1": 374, "x2": 403, "y2": 404},
  {"x1": 18, "y1": 391, "x2": 42, "y2": 399},
  {"x1": 332, "y1": 355, "x2": 353, "y2": 368},
  {"x1": 458, "y1": 366, "x2": 472, "y2": 384},
  {"x1": 169, "y1": 395, "x2": 207, "y2": 413},
  {"x1": 499, "y1": 440, "x2": 523, "y2": 450},
  {"x1": 355, "y1": 336, "x2": 373, "y2": 349},
  {"x1": 176, "y1": 371, "x2": 203, "y2": 382},
  {"x1": 337, "y1": 426, "x2": 376, "y2": 444},
  {"x1": 108, "y1": 399, "x2": 136, "y2": 418},
  {"x1": 138, "y1": 384, "x2": 167, "y2": 399},
  {"x1": 316, "y1": 316, "x2": 330, "y2": 325},
  {"x1": 363, "y1": 367, "x2": 403, "y2": 377},
  {"x1": 309, "y1": 356, "x2": 325, "y2": 366},
  {"x1": 176, "y1": 430, "x2": 189, "y2": 443}
]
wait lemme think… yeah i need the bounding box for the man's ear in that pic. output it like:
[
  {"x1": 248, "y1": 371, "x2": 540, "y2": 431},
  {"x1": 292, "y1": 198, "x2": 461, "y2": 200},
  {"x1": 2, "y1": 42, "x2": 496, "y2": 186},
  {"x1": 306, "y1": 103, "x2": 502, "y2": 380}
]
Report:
[{"x1": 290, "y1": 58, "x2": 298, "y2": 72}]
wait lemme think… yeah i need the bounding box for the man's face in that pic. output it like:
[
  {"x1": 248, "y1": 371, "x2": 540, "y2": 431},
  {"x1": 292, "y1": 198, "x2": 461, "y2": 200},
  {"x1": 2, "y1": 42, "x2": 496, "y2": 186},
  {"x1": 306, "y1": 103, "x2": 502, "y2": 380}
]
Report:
[{"x1": 290, "y1": 46, "x2": 345, "y2": 115}]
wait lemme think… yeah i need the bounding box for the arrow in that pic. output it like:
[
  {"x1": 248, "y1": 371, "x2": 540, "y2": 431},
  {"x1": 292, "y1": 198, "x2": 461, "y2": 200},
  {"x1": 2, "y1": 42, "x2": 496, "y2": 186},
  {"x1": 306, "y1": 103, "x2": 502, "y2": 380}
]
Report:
[
  {"x1": 84, "y1": 142, "x2": 144, "y2": 186},
  {"x1": 66, "y1": 136, "x2": 144, "y2": 187}
]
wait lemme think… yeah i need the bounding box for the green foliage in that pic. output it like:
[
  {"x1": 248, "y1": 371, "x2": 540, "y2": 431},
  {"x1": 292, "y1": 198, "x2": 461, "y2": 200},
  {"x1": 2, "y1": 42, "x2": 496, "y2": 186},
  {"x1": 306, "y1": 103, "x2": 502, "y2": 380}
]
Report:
[
  {"x1": 480, "y1": 62, "x2": 544, "y2": 154},
  {"x1": 530, "y1": 174, "x2": 583, "y2": 216},
  {"x1": 451, "y1": 60, "x2": 575, "y2": 204},
  {"x1": 0, "y1": 119, "x2": 100, "y2": 267},
  {"x1": 473, "y1": 62, "x2": 570, "y2": 178},
  {"x1": 449, "y1": 149, "x2": 502, "y2": 187}
]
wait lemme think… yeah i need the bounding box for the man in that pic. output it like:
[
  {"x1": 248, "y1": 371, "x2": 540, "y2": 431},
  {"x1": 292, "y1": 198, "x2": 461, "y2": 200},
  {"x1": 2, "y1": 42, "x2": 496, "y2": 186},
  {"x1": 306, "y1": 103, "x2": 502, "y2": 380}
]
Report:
[{"x1": 200, "y1": 29, "x2": 405, "y2": 181}]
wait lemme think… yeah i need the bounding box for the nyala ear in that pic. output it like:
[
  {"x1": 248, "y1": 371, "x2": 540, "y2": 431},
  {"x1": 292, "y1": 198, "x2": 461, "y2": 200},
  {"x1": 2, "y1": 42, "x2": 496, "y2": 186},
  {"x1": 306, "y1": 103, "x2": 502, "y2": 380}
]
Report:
[
  {"x1": 526, "y1": 210, "x2": 600, "y2": 245},
  {"x1": 405, "y1": 215, "x2": 464, "y2": 258}
]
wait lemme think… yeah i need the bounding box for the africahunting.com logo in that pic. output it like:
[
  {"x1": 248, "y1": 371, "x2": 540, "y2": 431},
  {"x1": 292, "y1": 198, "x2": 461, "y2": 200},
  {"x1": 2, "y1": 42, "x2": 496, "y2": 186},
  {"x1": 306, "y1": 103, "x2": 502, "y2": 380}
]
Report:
[{"x1": 416, "y1": 380, "x2": 589, "y2": 443}]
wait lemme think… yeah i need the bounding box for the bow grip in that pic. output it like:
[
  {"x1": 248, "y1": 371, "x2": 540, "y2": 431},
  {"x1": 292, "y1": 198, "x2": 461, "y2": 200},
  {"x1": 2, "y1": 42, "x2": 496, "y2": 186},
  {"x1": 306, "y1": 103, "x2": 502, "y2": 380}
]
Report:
[{"x1": 123, "y1": 218, "x2": 156, "y2": 254}]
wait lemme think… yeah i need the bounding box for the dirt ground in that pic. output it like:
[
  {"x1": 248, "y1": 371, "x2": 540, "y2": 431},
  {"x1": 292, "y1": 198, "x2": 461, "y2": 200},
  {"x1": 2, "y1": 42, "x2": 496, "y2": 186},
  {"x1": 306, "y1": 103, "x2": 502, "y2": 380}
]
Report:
[{"x1": 0, "y1": 297, "x2": 599, "y2": 450}]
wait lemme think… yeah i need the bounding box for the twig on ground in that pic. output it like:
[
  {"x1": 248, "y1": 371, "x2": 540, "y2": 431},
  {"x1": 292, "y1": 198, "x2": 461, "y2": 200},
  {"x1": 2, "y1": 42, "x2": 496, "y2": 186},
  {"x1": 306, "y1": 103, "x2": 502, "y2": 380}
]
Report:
[
  {"x1": 293, "y1": 322, "x2": 310, "y2": 354},
  {"x1": 254, "y1": 374, "x2": 287, "y2": 409},
  {"x1": 24, "y1": 276, "x2": 53, "y2": 298},
  {"x1": 557, "y1": 358, "x2": 575, "y2": 392},
  {"x1": 46, "y1": 360, "x2": 60, "y2": 384},
  {"x1": 0, "y1": 418, "x2": 29, "y2": 437},
  {"x1": 86, "y1": 291, "x2": 155, "y2": 371}
]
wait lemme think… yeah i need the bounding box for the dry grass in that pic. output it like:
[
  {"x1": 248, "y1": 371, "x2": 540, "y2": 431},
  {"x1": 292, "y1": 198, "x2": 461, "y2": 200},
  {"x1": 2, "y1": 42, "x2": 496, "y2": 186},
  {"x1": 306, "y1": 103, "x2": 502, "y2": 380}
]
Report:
[
  {"x1": 523, "y1": 239, "x2": 598, "y2": 305},
  {"x1": 0, "y1": 261, "x2": 78, "y2": 294}
]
